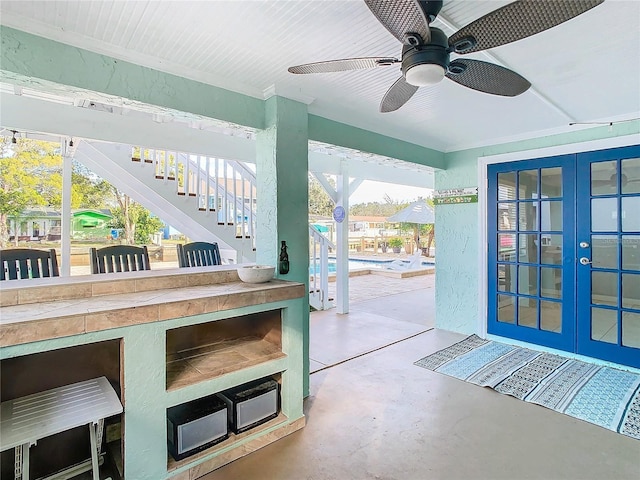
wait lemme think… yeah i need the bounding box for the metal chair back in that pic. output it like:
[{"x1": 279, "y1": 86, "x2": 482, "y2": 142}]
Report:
[
  {"x1": 90, "y1": 245, "x2": 151, "y2": 274},
  {"x1": 0, "y1": 248, "x2": 60, "y2": 280},
  {"x1": 177, "y1": 242, "x2": 221, "y2": 268}
]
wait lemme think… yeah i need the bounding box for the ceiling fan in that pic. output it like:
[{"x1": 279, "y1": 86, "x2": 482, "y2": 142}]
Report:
[{"x1": 288, "y1": 0, "x2": 604, "y2": 112}]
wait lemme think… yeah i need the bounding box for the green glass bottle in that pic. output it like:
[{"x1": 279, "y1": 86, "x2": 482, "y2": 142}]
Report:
[{"x1": 279, "y1": 240, "x2": 290, "y2": 274}]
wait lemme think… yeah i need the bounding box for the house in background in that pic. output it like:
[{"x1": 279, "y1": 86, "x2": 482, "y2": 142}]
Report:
[
  {"x1": 8, "y1": 208, "x2": 61, "y2": 241},
  {"x1": 7, "y1": 208, "x2": 112, "y2": 242},
  {"x1": 70, "y1": 209, "x2": 112, "y2": 241}
]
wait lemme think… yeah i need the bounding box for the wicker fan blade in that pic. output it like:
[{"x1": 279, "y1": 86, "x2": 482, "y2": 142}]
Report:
[
  {"x1": 288, "y1": 57, "x2": 399, "y2": 74},
  {"x1": 380, "y1": 77, "x2": 419, "y2": 113},
  {"x1": 365, "y1": 0, "x2": 431, "y2": 44},
  {"x1": 446, "y1": 59, "x2": 531, "y2": 97},
  {"x1": 449, "y1": 0, "x2": 604, "y2": 54}
]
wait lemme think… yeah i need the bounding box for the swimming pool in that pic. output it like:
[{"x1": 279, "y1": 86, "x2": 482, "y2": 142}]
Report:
[{"x1": 309, "y1": 258, "x2": 434, "y2": 275}]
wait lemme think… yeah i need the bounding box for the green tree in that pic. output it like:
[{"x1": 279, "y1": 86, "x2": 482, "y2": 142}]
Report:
[
  {"x1": 0, "y1": 138, "x2": 62, "y2": 246},
  {"x1": 308, "y1": 173, "x2": 335, "y2": 217},
  {"x1": 110, "y1": 192, "x2": 163, "y2": 245},
  {"x1": 72, "y1": 161, "x2": 114, "y2": 209}
]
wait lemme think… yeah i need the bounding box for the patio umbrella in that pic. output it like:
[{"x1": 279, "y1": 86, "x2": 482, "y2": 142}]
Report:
[{"x1": 387, "y1": 199, "x2": 435, "y2": 254}]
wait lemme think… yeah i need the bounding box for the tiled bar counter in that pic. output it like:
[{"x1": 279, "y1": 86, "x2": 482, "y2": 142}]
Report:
[{"x1": 0, "y1": 266, "x2": 306, "y2": 480}]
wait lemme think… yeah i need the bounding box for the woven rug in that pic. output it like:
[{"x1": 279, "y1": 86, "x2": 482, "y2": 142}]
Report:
[{"x1": 414, "y1": 335, "x2": 640, "y2": 440}]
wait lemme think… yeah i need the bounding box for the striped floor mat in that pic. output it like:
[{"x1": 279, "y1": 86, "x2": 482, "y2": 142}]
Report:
[{"x1": 414, "y1": 335, "x2": 640, "y2": 440}]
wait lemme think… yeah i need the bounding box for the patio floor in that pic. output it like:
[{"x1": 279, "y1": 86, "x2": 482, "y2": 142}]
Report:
[{"x1": 202, "y1": 271, "x2": 640, "y2": 480}]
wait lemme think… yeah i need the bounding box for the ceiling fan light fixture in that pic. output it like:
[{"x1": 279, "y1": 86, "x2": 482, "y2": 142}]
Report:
[{"x1": 405, "y1": 63, "x2": 445, "y2": 87}]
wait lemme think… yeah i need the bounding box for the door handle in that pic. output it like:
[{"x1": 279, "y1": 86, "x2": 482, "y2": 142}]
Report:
[{"x1": 579, "y1": 257, "x2": 592, "y2": 265}]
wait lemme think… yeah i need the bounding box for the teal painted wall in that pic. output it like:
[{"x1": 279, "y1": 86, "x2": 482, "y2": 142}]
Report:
[
  {"x1": 435, "y1": 121, "x2": 640, "y2": 334},
  {"x1": 0, "y1": 27, "x2": 265, "y2": 130},
  {"x1": 257, "y1": 96, "x2": 310, "y2": 396},
  {"x1": 308, "y1": 115, "x2": 445, "y2": 169}
]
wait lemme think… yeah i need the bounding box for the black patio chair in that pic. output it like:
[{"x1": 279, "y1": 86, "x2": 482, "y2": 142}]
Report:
[
  {"x1": 90, "y1": 245, "x2": 151, "y2": 274},
  {"x1": 177, "y1": 242, "x2": 221, "y2": 268},
  {"x1": 0, "y1": 248, "x2": 60, "y2": 280}
]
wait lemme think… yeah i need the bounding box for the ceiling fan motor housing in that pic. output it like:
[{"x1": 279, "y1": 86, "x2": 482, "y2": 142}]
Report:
[{"x1": 401, "y1": 27, "x2": 449, "y2": 80}]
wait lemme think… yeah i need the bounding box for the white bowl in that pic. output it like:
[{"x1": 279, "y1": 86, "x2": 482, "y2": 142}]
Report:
[{"x1": 237, "y1": 265, "x2": 275, "y2": 284}]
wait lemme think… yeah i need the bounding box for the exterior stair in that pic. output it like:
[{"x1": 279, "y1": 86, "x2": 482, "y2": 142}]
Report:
[{"x1": 74, "y1": 141, "x2": 256, "y2": 263}]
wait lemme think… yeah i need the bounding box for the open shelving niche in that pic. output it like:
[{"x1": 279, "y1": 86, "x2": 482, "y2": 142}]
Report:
[{"x1": 165, "y1": 308, "x2": 294, "y2": 473}]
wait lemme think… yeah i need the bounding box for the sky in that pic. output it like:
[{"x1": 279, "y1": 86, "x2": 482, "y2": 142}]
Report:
[{"x1": 349, "y1": 180, "x2": 433, "y2": 205}]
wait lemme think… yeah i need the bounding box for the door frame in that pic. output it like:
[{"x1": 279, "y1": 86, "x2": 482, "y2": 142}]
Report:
[{"x1": 477, "y1": 134, "x2": 640, "y2": 344}]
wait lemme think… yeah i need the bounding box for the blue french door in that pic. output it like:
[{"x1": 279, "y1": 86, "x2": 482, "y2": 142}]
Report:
[
  {"x1": 488, "y1": 144, "x2": 640, "y2": 369},
  {"x1": 488, "y1": 155, "x2": 576, "y2": 352},
  {"x1": 576, "y1": 146, "x2": 640, "y2": 368}
]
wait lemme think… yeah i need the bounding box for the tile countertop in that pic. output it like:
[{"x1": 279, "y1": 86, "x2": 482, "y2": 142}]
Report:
[{"x1": 0, "y1": 266, "x2": 305, "y2": 347}]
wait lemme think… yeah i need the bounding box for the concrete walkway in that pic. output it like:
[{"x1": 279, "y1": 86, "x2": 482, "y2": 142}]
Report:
[{"x1": 310, "y1": 273, "x2": 435, "y2": 373}]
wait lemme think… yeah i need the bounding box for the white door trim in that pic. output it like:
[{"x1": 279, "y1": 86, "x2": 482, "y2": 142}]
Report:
[{"x1": 476, "y1": 134, "x2": 640, "y2": 338}]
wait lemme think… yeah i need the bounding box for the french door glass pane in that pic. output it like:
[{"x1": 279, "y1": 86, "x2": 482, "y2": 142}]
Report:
[
  {"x1": 498, "y1": 234, "x2": 516, "y2": 260},
  {"x1": 518, "y1": 170, "x2": 538, "y2": 199},
  {"x1": 591, "y1": 160, "x2": 617, "y2": 196},
  {"x1": 541, "y1": 167, "x2": 562, "y2": 198},
  {"x1": 498, "y1": 295, "x2": 516, "y2": 323},
  {"x1": 518, "y1": 234, "x2": 538, "y2": 263},
  {"x1": 591, "y1": 307, "x2": 617, "y2": 343},
  {"x1": 591, "y1": 198, "x2": 618, "y2": 232},
  {"x1": 518, "y1": 202, "x2": 538, "y2": 231},
  {"x1": 518, "y1": 266, "x2": 537, "y2": 295},
  {"x1": 622, "y1": 197, "x2": 640, "y2": 231},
  {"x1": 622, "y1": 273, "x2": 640, "y2": 309},
  {"x1": 518, "y1": 297, "x2": 538, "y2": 328},
  {"x1": 498, "y1": 172, "x2": 517, "y2": 199},
  {"x1": 541, "y1": 200, "x2": 562, "y2": 231},
  {"x1": 499, "y1": 204, "x2": 517, "y2": 230},
  {"x1": 540, "y1": 267, "x2": 561, "y2": 299},
  {"x1": 592, "y1": 235, "x2": 618, "y2": 269},
  {"x1": 498, "y1": 264, "x2": 516, "y2": 293},
  {"x1": 621, "y1": 158, "x2": 640, "y2": 194},
  {"x1": 622, "y1": 235, "x2": 640, "y2": 270},
  {"x1": 622, "y1": 312, "x2": 640, "y2": 348},
  {"x1": 592, "y1": 271, "x2": 618, "y2": 306},
  {"x1": 541, "y1": 300, "x2": 561, "y2": 332},
  {"x1": 541, "y1": 235, "x2": 562, "y2": 265}
]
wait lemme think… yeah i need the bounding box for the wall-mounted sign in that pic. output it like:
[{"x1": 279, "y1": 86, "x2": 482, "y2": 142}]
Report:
[
  {"x1": 333, "y1": 205, "x2": 346, "y2": 223},
  {"x1": 434, "y1": 187, "x2": 478, "y2": 205}
]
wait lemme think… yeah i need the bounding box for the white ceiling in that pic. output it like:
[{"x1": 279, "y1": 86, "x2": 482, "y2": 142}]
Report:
[{"x1": 1, "y1": 0, "x2": 639, "y2": 153}]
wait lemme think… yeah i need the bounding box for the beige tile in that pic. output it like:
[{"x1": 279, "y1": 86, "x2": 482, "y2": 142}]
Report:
[
  {"x1": 185, "y1": 271, "x2": 233, "y2": 287},
  {"x1": 166, "y1": 359, "x2": 204, "y2": 391},
  {"x1": 158, "y1": 297, "x2": 219, "y2": 321},
  {"x1": 136, "y1": 274, "x2": 187, "y2": 292},
  {"x1": 92, "y1": 279, "x2": 136, "y2": 297},
  {"x1": 264, "y1": 284, "x2": 305, "y2": 303},
  {"x1": 0, "y1": 289, "x2": 18, "y2": 307},
  {"x1": 19, "y1": 283, "x2": 92, "y2": 305},
  {"x1": 218, "y1": 291, "x2": 266, "y2": 311},
  {"x1": 85, "y1": 305, "x2": 159, "y2": 332},
  {"x1": 0, "y1": 315, "x2": 85, "y2": 347}
]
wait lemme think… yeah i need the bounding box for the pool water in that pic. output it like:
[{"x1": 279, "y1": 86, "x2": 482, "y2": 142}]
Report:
[{"x1": 309, "y1": 258, "x2": 434, "y2": 275}]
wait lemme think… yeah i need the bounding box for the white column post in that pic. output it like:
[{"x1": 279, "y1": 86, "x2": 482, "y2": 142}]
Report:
[
  {"x1": 61, "y1": 141, "x2": 73, "y2": 276},
  {"x1": 336, "y1": 160, "x2": 349, "y2": 314}
]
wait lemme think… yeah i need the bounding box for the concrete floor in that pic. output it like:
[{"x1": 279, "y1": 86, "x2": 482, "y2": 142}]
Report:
[{"x1": 202, "y1": 275, "x2": 640, "y2": 480}]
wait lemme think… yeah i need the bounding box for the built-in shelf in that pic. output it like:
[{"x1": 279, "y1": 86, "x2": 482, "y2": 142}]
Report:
[
  {"x1": 167, "y1": 337, "x2": 286, "y2": 391},
  {"x1": 166, "y1": 310, "x2": 282, "y2": 391},
  {"x1": 167, "y1": 412, "x2": 289, "y2": 472}
]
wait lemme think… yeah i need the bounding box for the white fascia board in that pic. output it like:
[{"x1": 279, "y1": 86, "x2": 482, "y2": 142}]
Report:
[{"x1": 0, "y1": 93, "x2": 255, "y2": 162}]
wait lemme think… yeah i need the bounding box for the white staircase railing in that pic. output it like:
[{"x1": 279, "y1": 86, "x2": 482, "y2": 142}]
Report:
[
  {"x1": 133, "y1": 147, "x2": 257, "y2": 252},
  {"x1": 309, "y1": 225, "x2": 335, "y2": 311}
]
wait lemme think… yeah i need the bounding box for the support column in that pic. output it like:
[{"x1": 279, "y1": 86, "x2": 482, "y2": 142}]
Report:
[
  {"x1": 335, "y1": 161, "x2": 350, "y2": 314},
  {"x1": 256, "y1": 96, "x2": 310, "y2": 396},
  {"x1": 61, "y1": 141, "x2": 73, "y2": 276}
]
